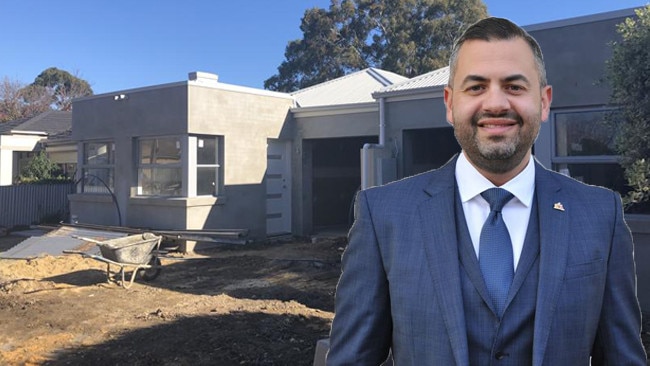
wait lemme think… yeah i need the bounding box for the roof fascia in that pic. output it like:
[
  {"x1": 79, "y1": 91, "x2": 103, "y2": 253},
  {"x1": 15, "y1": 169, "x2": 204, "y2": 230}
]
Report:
[
  {"x1": 291, "y1": 101, "x2": 378, "y2": 118},
  {"x1": 9, "y1": 130, "x2": 48, "y2": 136},
  {"x1": 75, "y1": 81, "x2": 295, "y2": 104},
  {"x1": 373, "y1": 85, "x2": 445, "y2": 101}
]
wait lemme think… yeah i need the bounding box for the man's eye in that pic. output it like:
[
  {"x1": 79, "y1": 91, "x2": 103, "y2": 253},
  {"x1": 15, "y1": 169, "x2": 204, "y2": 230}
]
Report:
[{"x1": 466, "y1": 85, "x2": 484, "y2": 92}]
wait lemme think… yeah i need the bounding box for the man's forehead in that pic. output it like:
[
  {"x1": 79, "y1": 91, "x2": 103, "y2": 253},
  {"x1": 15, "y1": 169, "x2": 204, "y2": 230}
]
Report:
[
  {"x1": 457, "y1": 37, "x2": 533, "y2": 57},
  {"x1": 453, "y1": 38, "x2": 538, "y2": 79}
]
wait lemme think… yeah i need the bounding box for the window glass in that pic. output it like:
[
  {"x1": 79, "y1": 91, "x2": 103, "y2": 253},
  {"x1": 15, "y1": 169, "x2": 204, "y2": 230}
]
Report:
[
  {"x1": 195, "y1": 136, "x2": 222, "y2": 196},
  {"x1": 83, "y1": 168, "x2": 114, "y2": 193},
  {"x1": 552, "y1": 109, "x2": 624, "y2": 193},
  {"x1": 197, "y1": 167, "x2": 217, "y2": 195},
  {"x1": 138, "y1": 167, "x2": 182, "y2": 196},
  {"x1": 137, "y1": 137, "x2": 182, "y2": 197},
  {"x1": 554, "y1": 163, "x2": 627, "y2": 194},
  {"x1": 555, "y1": 110, "x2": 617, "y2": 157},
  {"x1": 81, "y1": 142, "x2": 114, "y2": 193},
  {"x1": 139, "y1": 137, "x2": 181, "y2": 165},
  {"x1": 84, "y1": 142, "x2": 114, "y2": 165},
  {"x1": 135, "y1": 135, "x2": 222, "y2": 197},
  {"x1": 197, "y1": 137, "x2": 216, "y2": 165}
]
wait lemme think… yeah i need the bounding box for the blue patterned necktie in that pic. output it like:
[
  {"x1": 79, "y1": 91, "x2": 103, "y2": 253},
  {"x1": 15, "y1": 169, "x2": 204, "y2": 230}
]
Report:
[{"x1": 479, "y1": 188, "x2": 515, "y2": 316}]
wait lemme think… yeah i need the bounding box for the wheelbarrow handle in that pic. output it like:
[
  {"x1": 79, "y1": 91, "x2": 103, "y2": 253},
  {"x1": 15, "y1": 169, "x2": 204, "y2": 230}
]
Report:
[{"x1": 63, "y1": 250, "x2": 107, "y2": 262}]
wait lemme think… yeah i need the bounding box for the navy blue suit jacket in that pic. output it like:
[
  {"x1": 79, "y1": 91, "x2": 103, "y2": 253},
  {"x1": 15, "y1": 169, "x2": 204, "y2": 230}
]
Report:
[{"x1": 327, "y1": 156, "x2": 646, "y2": 365}]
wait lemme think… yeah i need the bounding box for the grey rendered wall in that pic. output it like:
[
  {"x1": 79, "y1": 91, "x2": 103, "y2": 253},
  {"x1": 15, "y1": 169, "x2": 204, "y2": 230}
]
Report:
[
  {"x1": 69, "y1": 84, "x2": 189, "y2": 228},
  {"x1": 184, "y1": 85, "x2": 294, "y2": 239},
  {"x1": 70, "y1": 83, "x2": 294, "y2": 240},
  {"x1": 72, "y1": 84, "x2": 189, "y2": 139},
  {"x1": 527, "y1": 16, "x2": 625, "y2": 109},
  {"x1": 382, "y1": 95, "x2": 448, "y2": 179},
  {"x1": 295, "y1": 108, "x2": 378, "y2": 139}
]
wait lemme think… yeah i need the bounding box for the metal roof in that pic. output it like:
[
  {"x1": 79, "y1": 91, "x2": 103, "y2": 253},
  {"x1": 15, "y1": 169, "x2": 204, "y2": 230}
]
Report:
[
  {"x1": 291, "y1": 68, "x2": 408, "y2": 107},
  {"x1": 375, "y1": 66, "x2": 449, "y2": 97}
]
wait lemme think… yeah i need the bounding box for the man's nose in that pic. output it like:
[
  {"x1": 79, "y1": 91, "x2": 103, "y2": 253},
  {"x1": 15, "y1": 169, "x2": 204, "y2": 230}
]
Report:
[{"x1": 482, "y1": 87, "x2": 510, "y2": 114}]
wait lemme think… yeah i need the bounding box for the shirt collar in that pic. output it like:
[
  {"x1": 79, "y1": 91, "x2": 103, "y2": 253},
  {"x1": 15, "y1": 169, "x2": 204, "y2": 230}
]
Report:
[{"x1": 455, "y1": 151, "x2": 535, "y2": 207}]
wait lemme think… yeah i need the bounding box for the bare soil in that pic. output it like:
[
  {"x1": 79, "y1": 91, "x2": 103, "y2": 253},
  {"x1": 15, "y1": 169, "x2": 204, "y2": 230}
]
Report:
[{"x1": 0, "y1": 234, "x2": 344, "y2": 365}]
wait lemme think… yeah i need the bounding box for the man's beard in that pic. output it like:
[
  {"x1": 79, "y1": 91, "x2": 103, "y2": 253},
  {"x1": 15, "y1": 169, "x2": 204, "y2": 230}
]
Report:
[{"x1": 455, "y1": 111, "x2": 538, "y2": 174}]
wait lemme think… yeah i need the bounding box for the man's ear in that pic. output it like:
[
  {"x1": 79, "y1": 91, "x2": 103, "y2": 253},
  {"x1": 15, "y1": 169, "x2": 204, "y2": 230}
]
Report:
[
  {"x1": 540, "y1": 85, "x2": 553, "y2": 122},
  {"x1": 444, "y1": 86, "x2": 454, "y2": 126}
]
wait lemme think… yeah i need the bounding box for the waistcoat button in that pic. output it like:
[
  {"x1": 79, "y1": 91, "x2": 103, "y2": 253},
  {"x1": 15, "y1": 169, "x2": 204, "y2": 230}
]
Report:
[{"x1": 495, "y1": 351, "x2": 508, "y2": 360}]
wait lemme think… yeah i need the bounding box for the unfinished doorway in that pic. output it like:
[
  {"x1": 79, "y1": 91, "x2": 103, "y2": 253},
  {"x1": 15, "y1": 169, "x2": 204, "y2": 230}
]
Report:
[{"x1": 311, "y1": 136, "x2": 377, "y2": 230}]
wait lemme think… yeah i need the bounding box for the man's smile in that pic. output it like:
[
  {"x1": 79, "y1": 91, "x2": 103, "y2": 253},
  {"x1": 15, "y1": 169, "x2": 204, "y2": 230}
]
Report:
[{"x1": 477, "y1": 118, "x2": 519, "y2": 134}]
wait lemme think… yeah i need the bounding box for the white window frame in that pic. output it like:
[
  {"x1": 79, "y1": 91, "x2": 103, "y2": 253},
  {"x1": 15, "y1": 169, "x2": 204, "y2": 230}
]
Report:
[
  {"x1": 80, "y1": 141, "x2": 115, "y2": 194},
  {"x1": 189, "y1": 135, "x2": 223, "y2": 197},
  {"x1": 136, "y1": 136, "x2": 183, "y2": 197}
]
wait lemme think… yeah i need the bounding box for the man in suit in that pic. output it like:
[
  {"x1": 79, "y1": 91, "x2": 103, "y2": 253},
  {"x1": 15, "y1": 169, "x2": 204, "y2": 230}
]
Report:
[{"x1": 327, "y1": 17, "x2": 646, "y2": 365}]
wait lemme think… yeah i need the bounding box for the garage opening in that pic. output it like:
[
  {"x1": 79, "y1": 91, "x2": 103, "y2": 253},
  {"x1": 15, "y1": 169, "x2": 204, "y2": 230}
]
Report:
[
  {"x1": 403, "y1": 127, "x2": 460, "y2": 177},
  {"x1": 311, "y1": 136, "x2": 377, "y2": 230}
]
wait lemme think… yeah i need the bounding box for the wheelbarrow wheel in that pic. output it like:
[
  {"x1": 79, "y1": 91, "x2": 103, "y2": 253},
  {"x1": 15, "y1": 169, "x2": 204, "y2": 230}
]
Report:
[{"x1": 139, "y1": 256, "x2": 161, "y2": 281}]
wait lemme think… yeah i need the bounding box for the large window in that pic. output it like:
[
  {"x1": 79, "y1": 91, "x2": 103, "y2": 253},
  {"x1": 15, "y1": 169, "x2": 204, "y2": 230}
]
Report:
[
  {"x1": 195, "y1": 135, "x2": 222, "y2": 196},
  {"x1": 134, "y1": 135, "x2": 223, "y2": 197},
  {"x1": 137, "y1": 137, "x2": 182, "y2": 196},
  {"x1": 552, "y1": 109, "x2": 626, "y2": 192},
  {"x1": 81, "y1": 141, "x2": 115, "y2": 193}
]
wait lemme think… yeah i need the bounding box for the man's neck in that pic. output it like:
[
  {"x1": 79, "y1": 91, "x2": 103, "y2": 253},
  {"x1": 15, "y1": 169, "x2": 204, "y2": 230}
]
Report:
[{"x1": 463, "y1": 150, "x2": 532, "y2": 187}]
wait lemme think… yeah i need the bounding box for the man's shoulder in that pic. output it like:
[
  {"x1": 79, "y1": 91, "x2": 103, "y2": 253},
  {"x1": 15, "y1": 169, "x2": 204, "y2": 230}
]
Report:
[{"x1": 364, "y1": 164, "x2": 453, "y2": 199}]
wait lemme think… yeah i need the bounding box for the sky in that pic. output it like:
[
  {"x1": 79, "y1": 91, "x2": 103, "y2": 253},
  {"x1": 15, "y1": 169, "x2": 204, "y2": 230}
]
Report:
[{"x1": 1, "y1": 0, "x2": 647, "y2": 95}]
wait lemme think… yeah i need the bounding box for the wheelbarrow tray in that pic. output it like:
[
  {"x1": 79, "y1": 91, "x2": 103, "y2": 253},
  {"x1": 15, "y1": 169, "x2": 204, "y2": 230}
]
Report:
[{"x1": 97, "y1": 233, "x2": 161, "y2": 265}]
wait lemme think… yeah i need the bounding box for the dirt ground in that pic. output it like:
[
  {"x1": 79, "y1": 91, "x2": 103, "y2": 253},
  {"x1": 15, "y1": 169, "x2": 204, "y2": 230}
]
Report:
[{"x1": 0, "y1": 233, "x2": 345, "y2": 366}]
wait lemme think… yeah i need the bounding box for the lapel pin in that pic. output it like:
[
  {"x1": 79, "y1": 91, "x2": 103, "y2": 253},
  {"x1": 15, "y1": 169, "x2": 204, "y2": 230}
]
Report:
[{"x1": 553, "y1": 202, "x2": 565, "y2": 211}]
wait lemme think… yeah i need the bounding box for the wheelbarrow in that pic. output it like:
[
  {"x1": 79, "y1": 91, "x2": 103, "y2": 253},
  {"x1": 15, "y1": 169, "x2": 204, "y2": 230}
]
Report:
[{"x1": 64, "y1": 233, "x2": 163, "y2": 289}]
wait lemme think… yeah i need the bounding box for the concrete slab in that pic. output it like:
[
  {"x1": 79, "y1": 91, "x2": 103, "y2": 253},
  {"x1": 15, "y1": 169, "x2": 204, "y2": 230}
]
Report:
[
  {"x1": 0, "y1": 226, "x2": 127, "y2": 259},
  {"x1": 0, "y1": 236, "x2": 96, "y2": 258}
]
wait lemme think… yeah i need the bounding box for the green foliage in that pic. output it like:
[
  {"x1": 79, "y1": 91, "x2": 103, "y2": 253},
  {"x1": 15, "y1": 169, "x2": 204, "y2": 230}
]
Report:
[
  {"x1": 265, "y1": 0, "x2": 487, "y2": 92},
  {"x1": 31, "y1": 67, "x2": 93, "y2": 111},
  {"x1": 605, "y1": 6, "x2": 650, "y2": 211},
  {"x1": 16, "y1": 151, "x2": 70, "y2": 184},
  {"x1": 623, "y1": 159, "x2": 650, "y2": 208}
]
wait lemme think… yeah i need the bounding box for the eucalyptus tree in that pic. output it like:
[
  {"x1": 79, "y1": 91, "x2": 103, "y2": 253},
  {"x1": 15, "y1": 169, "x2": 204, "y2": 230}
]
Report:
[
  {"x1": 265, "y1": 0, "x2": 487, "y2": 92},
  {"x1": 30, "y1": 67, "x2": 93, "y2": 111}
]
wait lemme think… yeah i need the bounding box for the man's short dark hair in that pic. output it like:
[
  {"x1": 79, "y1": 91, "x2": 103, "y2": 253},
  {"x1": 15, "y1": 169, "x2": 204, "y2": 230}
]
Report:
[{"x1": 448, "y1": 17, "x2": 547, "y2": 87}]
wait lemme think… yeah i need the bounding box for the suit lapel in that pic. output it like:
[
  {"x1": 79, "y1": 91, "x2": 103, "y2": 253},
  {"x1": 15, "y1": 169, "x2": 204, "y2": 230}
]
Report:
[
  {"x1": 531, "y1": 162, "x2": 570, "y2": 366},
  {"x1": 419, "y1": 157, "x2": 470, "y2": 366}
]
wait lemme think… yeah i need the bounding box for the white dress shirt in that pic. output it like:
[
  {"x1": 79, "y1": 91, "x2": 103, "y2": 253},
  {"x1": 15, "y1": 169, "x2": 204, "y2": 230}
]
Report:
[{"x1": 455, "y1": 152, "x2": 535, "y2": 270}]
